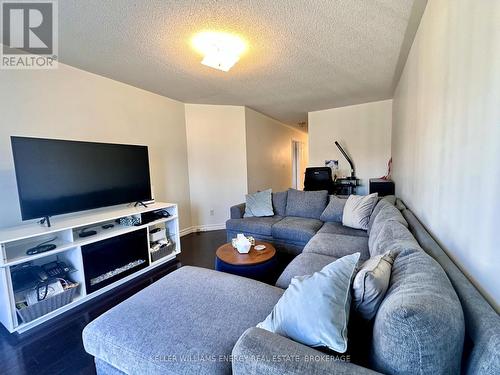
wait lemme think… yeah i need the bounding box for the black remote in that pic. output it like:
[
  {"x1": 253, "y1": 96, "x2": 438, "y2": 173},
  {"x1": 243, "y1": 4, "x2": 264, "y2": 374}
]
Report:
[
  {"x1": 102, "y1": 224, "x2": 114, "y2": 229},
  {"x1": 26, "y1": 243, "x2": 57, "y2": 255},
  {"x1": 79, "y1": 230, "x2": 97, "y2": 238}
]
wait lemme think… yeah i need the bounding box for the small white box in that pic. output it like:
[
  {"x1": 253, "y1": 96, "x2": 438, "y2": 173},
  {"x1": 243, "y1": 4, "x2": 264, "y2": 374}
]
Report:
[{"x1": 149, "y1": 228, "x2": 166, "y2": 242}]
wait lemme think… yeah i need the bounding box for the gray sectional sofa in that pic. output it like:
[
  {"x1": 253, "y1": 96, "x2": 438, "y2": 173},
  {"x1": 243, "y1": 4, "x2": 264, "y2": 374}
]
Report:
[
  {"x1": 82, "y1": 192, "x2": 500, "y2": 375},
  {"x1": 226, "y1": 189, "x2": 369, "y2": 255}
]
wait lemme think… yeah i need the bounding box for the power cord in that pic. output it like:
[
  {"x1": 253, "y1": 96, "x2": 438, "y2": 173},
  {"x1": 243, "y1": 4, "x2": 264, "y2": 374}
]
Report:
[
  {"x1": 38, "y1": 216, "x2": 52, "y2": 227},
  {"x1": 36, "y1": 236, "x2": 57, "y2": 247}
]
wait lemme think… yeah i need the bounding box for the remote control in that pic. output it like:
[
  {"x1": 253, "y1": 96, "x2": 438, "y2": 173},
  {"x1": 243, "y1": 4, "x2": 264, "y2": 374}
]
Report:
[
  {"x1": 102, "y1": 224, "x2": 114, "y2": 229},
  {"x1": 26, "y1": 243, "x2": 57, "y2": 255},
  {"x1": 79, "y1": 230, "x2": 97, "y2": 238}
]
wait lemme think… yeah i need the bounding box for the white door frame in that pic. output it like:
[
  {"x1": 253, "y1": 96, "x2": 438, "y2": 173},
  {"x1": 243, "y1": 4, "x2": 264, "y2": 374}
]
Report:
[{"x1": 291, "y1": 140, "x2": 303, "y2": 189}]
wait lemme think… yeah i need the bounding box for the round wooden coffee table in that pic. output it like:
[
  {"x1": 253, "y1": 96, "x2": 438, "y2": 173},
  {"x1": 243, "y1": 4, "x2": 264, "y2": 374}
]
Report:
[{"x1": 215, "y1": 241, "x2": 277, "y2": 282}]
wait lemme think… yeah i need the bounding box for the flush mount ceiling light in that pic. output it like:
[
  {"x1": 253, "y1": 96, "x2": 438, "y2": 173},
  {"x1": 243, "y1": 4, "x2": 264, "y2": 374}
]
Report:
[{"x1": 191, "y1": 31, "x2": 247, "y2": 72}]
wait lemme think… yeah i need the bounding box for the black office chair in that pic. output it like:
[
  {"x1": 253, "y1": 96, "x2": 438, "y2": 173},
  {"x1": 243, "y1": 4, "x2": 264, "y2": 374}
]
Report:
[{"x1": 304, "y1": 167, "x2": 334, "y2": 194}]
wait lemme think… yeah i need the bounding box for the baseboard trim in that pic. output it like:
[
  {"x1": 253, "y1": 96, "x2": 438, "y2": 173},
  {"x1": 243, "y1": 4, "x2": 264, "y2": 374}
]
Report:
[
  {"x1": 180, "y1": 223, "x2": 226, "y2": 237},
  {"x1": 180, "y1": 227, "x2": 195, "y2": 237}
]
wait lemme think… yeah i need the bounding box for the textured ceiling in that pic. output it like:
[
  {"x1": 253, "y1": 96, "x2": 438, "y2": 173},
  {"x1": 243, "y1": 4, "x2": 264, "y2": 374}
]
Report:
[{"x1": 58, "y1": 0, "x2": 427, "y2": 129}]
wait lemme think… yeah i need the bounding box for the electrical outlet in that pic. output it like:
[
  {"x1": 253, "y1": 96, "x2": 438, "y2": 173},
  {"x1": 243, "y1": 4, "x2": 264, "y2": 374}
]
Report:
[{"x1": 210, "y1": 209, "x2": 215, "y2": 216}]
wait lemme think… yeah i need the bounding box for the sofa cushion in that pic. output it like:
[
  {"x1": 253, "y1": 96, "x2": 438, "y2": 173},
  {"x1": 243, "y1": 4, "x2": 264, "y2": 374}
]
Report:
[
  {"x1": 368, "y1": 204, "x2": 408, "y2": 252},
  {"x1": 319, "y1": 196, "x2": 347, "y2": 222},
  {"x1": 303, "y1": 233, "x2": 369, "y2": 261},
  {"x1": 226, "y1": 215, "x2": 283, "y2": 236},
  {"x1": 369, "y1": 220, "x2": 421, "y2": 257},
  {"x1": 244, "y1": 189, "x2": 274, "y2": 217},
  {"x1": 285, "y1": 189, "x2": 328, "y2": 219},
  {"x1": 276, "y1": 252, "x2": 335, "y2": 289},
  {"x1": 233, "y1": 327, "x2": 379, "y2": 375},
  {"x1": 402, "y1": 208, "x2": 500, "y2": 375},
  {"x1": 367, "y1": 198, "x2": 394, "y2": 234},
  {"x1": 318, "y1": 221, "x2": 368, "y2": 238},
  {"x1": 271, "y1": 216, "x2": 323, "y2": 243},
  {"x1": 342, "y1": 193, "x2": 378, "y2": 230},
  {"x1": 371, "y1": 248, "x2": 465, "y2": 374},
  {"x1": 83, "y1": 266, "x2": 284, "y2": 375},
  {"x1": 95, "y1": 359, "x2": 126, "y2": 375},
  {"x1": 272, "y1": 191, "x2": 288, "y2": 216},
  {"x1": 395, "y1": 199, "x2": 407, "y2": 211},
  {"x1": 230, "y1": 203, "x2": 246, "y2": 219},
  {"x1": 258, "y1": 253, "x2": 360, "y2": 353},
  {"x1": 379, "y1": 195, "x2": 396, "y2": 205}
]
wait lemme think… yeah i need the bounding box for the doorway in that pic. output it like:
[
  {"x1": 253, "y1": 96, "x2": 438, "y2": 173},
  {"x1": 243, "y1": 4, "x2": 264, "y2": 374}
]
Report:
[{"x1": 291, "y1": 140, "x2": 304, "y2": 189}]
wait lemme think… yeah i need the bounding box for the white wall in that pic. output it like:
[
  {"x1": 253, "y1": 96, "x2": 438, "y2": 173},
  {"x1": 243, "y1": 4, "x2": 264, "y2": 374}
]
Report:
[
  {"x1": 308, "y1": 100, "x2": 392, "y2": 195},
  {"x1": 0, "y1": 63, "x2": 192, "y2": 231},
  {"x1": 392, "y1": 0, "x2": 500, "y2": 310},
  {"x1": 0, "y1": 64, "x2": 310, "y2": 233},
  {"x1": 245, "y1": 108, "x2": 308, "y2": 193},
  {"x1": 185, "y1": 104, "x2": 248, "y2": 229}
]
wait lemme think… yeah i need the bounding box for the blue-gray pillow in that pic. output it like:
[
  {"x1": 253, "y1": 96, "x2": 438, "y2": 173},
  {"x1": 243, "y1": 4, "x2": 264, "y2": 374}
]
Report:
[
  {"x1": 272, "y1": 191, "x2": 288, "y2": 216},
  {"x1": 320, "y1": 196, "x2": 347, "y2": 222},
  {"x1": 244, "y1": 189, "x2": 274, "y2": 217},
  {"x1": 257, "y1": 252, "x2": 361, "y2": 353},
  {"x1": 285, "y1": 189, "x2": 328, "y2": 219}
]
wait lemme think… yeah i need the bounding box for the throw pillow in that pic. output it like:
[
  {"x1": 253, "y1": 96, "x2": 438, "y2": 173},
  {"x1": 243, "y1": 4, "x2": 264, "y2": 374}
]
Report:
[
  {"x1": 353, "y1": 251, "x2": 395, "y2": 320},
  {"x1": 342, "y1": 193, "x2": 378, "y2": 230},
  {"x1": 320, "y1": 195, "x2": 347, "y2": 222},
  {"x1": 243, "y1": 189, "x2": 274, "y2": 217},
  {"x1": 285, "y1": 189, "x2": 328, "y2": 219},
  {"x1": 257, "y1": 252, "x2": 361, "y2": 353}
]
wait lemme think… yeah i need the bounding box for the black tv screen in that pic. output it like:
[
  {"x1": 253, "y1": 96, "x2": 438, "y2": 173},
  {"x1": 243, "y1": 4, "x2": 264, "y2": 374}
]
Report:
[{"x1": 11, "y1": 137, "x2": 152, "y2": 220}]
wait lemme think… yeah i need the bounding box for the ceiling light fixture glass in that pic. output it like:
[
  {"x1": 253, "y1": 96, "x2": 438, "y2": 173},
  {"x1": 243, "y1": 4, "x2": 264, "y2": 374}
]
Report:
[{"x1": 192, "y1": 31, "x2": 246, "y2": 72}]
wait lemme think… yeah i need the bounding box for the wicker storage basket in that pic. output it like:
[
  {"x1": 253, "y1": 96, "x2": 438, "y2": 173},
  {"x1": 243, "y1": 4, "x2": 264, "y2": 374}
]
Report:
[
  {"x1": 17, "y1": 283, "x2": 79, "y2": 323},
  {"x1": 151, "y1": 242, "x2": 176, "y2": 263}
]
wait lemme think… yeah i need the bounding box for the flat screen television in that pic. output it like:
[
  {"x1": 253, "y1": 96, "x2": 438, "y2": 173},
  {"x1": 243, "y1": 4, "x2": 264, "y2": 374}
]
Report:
[{"x1": 11, "y1": 136, "x2": 152, "y2": 221}]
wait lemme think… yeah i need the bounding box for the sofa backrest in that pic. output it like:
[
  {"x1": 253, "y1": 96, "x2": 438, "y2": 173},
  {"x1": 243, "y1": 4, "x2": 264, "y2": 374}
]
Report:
[
  {"x1": 272, "y1": 191, "x2": 288, "y2": 216},
  {"x1": 320, "y1": 195, "x2": 347, "y2": 222},
  {"x1": 371, "y1": 247, "x2": 465, "y2": 374},
  {"x1": 285, "y1": 189, "x2": 328, "y2": 219},
  {"x1": 402, "y1": 208, "x2": 500, "y2": 374},
  {"x1": 368, "y1": 205, "x2": 408, "y2": 254},
  {"x1": 367, "y1": 199, "x2": 393, "y2": 234},
  {"x1": 368, "y1": 220, "x2": 419, "y2": 258}
]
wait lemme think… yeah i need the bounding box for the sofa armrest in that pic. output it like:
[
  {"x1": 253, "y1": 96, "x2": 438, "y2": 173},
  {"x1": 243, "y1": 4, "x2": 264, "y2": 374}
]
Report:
[
  {"x1": 232, "y1": 328, "x2": 381, "y2": 375},
  {"x1": 230, "y1": 203, "x2": 246, "y2": 219}
]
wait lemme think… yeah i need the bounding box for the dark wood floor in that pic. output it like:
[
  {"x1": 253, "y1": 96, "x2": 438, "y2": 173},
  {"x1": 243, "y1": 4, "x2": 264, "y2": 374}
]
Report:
[{"x1": 0, "y1": 230, "x2": 228, "y2": 375}]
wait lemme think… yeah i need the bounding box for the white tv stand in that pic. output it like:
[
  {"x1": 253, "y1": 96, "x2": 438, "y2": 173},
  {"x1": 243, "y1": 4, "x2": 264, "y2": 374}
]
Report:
[{"x1": 0, "y1": 202, "x2": 180, "y2": 333}]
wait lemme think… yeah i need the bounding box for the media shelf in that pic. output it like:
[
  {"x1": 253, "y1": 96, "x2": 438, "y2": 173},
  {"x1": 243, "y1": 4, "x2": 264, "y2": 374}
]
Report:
[
  {"x1": 4, "y1": 236, "x2": 76, "y2": 267},
  {"x1": 148, "y1": 219, "x2": 178, "y2": 264},
  {"x1": 0, "y1": 202, "x2": 180, "y2": 333}
]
